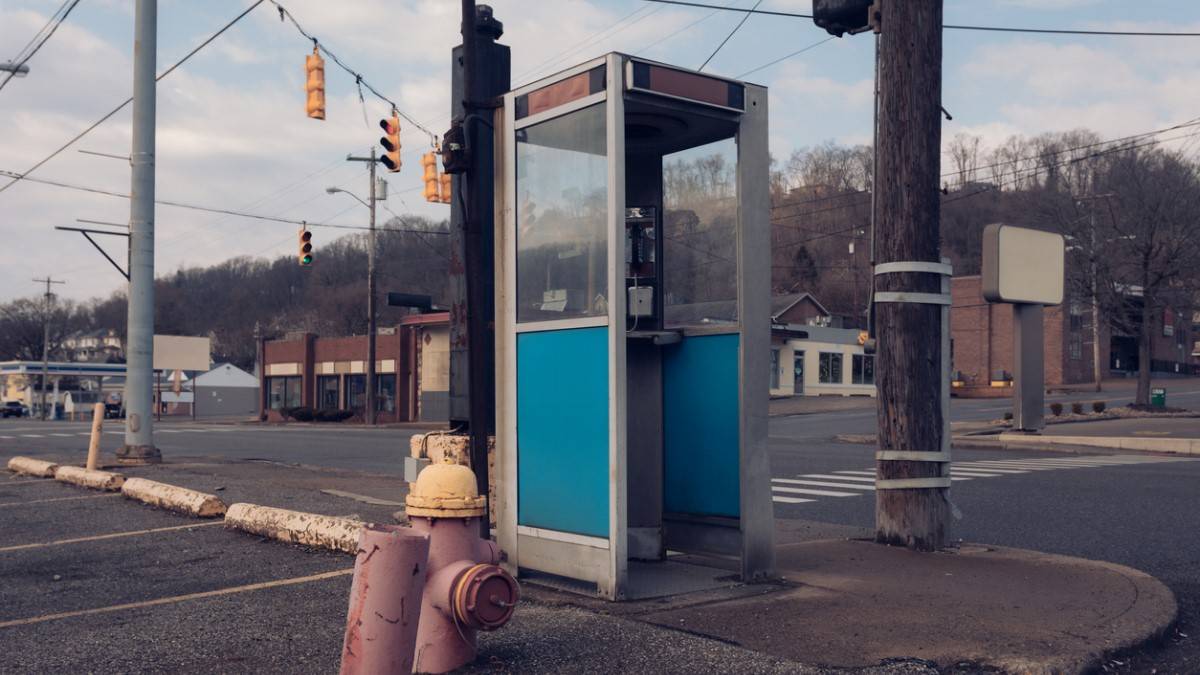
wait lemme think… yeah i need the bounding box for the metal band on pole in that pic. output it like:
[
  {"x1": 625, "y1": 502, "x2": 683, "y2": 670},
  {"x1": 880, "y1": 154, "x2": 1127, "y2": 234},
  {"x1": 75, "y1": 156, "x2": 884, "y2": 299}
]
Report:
[
  {"x1": 876, "y1": 477, "x2": 952, "y2": 490},
  {"x1": 876, "y1": 451, "x2": 951, "y2": 462},
  {"x1": 873, "y1": 291, "x2": 951, "y2": 305},
  {"x1": 873, "y1": 261, "x2": 953, "y2": 276}
]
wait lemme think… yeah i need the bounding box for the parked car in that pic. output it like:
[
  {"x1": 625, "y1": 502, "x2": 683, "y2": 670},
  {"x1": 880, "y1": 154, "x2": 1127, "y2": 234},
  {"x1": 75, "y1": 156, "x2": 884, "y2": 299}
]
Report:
[
  {"x1": 2, "y1": 401, "x2": 28, "y2": 418},
  {"x1": 104, "y1": 392, "x2": 125, "y2": 419}
]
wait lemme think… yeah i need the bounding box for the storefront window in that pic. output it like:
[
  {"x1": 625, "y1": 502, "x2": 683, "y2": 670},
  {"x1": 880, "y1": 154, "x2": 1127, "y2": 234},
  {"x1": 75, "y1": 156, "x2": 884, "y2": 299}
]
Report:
[
  {"x1": 347, "y1": 375, "x2": 366, "y2": 410},
  {"x1": 852, "y1": 354, "x2": 874, "y2": 385},
  {"x1": 317, "y1": 375, "x2": 340, "y2": 410},
  {"x1": 516, "y1": 103, "x2": 608, "y2": 323},
  {"x1": 663, "y1": 136, "x2": 737, "y2": 328},
  {"x1": 267, "y1": 376, "x2": 301, "y2": 409},
  {"x1": 819, "y1": 353, "x2": 843, "y2": 384},
  {"x1": 376, "y1": 374, "x2": 396, "y2": 412},
  {"x1": 769, "y1": 348, "x2": 780, "y2": 389}
]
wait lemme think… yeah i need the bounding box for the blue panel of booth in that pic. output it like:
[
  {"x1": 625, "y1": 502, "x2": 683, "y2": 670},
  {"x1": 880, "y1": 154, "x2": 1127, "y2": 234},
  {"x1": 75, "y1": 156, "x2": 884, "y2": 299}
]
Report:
[
  {"x1": 516, "y1": 327, "x2": 610, "y2": 538},
  {"x1": 663, "y1": 333, "x2": 740, "y2": 517}
]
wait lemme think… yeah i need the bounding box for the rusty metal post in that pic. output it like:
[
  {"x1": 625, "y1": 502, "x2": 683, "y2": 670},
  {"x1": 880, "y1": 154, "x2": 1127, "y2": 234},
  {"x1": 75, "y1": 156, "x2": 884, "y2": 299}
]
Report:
[
  {"x1": 339, "y1": 524, "x2": 431, "y2": 675},
  {"x1": 86, "y1": 402, "x2": 105, "y2": 470}
]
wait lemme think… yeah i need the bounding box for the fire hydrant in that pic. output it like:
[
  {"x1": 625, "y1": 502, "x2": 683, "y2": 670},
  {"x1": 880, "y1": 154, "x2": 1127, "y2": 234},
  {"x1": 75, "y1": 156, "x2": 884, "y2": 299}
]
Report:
[{"x1": 406, "y1": 457, "x2": 519, "y2": 673}]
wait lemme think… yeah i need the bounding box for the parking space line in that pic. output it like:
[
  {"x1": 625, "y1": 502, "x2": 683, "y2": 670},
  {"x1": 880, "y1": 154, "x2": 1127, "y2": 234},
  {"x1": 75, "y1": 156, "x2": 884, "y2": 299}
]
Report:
[
  {"x1": 0, "y1": 522, "x2": 225, "y2": 553},
  {"x1": 0, "y1": 568, "x2": 354, "y2": 629},
  {"x1": 0, "y1": 494, "x2": 121, "y2": 507}
]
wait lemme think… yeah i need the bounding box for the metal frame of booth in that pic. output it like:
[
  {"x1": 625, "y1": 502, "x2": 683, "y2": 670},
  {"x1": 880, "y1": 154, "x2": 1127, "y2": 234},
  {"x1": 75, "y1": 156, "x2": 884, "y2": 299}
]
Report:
[{"x1": 493, "y1": 53, "x2": 773, "y2": 600}]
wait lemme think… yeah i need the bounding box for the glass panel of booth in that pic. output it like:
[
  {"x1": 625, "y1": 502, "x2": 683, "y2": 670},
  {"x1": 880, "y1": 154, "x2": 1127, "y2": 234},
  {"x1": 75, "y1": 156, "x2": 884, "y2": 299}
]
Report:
[
  {"x1": 515, "y1": 103, "x2": 608, "y2": 324},
  {"x1": 661, "y1": 136, "x2": 738, "y2": 329}
]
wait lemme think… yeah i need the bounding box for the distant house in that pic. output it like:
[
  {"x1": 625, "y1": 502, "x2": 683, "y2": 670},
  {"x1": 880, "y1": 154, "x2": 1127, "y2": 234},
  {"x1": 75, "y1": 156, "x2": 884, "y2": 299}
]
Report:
[
  {"x1": 63, "y1": 330, "x2": 124, "y2": 362},
  {"x1": 771, "y1": 293, "x2": 832, "y2": 326},
  {"x1": 187, "y1": 363, "x2": 259, "y2": 419}
]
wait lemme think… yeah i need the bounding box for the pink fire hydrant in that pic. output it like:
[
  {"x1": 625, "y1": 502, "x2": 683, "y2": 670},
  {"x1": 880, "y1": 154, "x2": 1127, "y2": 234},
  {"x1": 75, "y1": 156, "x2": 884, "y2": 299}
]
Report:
[{"x1": 406, "y1": 458, "x2": 519, "y2": 673}]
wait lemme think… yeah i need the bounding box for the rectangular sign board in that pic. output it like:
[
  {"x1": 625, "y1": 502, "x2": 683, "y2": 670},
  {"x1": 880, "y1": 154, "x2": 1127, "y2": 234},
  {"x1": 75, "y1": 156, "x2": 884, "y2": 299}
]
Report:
[
  {"x1": 153, "y1": 335, "x2": 211, "y2": 372},
  {"x1": 982, "y1": 224, "x2": 1065, "y2": 306}
]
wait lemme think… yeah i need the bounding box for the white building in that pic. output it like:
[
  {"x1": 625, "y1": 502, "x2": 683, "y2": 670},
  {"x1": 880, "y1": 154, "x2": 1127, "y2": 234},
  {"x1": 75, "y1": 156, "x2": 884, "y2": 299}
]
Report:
[{"x1": 770, "y1": 324, "x2": 875, "y2": 398}]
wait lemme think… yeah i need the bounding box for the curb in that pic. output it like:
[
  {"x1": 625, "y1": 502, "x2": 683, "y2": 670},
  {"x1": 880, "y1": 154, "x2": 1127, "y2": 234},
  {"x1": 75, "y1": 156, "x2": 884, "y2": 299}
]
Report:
[
  {"x1": 997, "y1": 432, "x2": 1199, "y2": 455},
  {"x1": 54, "y1": 466, "x2": 125, "y2": 490},
  {"x1": 121, "y1": 477, "x2": 227, "y2": 517},
  {"x1": 7, "y1": 457, "x2": 59, "y2": 478},
  {"x1": 224, "y1": 503, "x2": 364, "y2": 553}
]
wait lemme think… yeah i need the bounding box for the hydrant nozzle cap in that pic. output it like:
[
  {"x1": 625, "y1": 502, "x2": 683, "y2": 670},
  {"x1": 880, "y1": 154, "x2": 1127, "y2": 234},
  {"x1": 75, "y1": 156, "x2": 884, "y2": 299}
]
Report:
[{"x1": 406, "y1": 457, "x2": 486, "y2": 517}]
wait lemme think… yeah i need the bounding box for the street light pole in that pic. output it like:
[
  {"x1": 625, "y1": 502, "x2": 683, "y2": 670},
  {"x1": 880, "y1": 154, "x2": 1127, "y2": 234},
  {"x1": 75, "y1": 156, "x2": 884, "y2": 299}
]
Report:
[
  {"x1": 118, "y1": 0, "x2": 161, "y2": 464},
  {"x1": 33, "y1": 277, "x2": 65, "y2": 420},
  {"x1": 366, "y1": 147, "x2": 377, "y2": 425}
]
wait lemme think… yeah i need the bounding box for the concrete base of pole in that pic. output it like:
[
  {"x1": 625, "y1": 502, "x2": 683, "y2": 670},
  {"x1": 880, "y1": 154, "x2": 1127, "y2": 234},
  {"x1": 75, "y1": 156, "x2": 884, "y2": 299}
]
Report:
[
  {"x1": 339, "y1": 524, "x2": 431, "y2": 675},
  {"x1": 116, "y1": 444, "x2": 162, "y2": 465}
]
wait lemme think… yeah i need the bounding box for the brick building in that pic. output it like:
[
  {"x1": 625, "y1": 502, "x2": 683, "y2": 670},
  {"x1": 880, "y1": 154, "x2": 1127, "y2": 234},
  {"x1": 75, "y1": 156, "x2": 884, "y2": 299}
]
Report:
[
  {"x1": 259, "y1": 313, "x2": 449, "y2": 423},
  {"x1": 951, "y1": 275, "x2": 1196, "y2": 397}
]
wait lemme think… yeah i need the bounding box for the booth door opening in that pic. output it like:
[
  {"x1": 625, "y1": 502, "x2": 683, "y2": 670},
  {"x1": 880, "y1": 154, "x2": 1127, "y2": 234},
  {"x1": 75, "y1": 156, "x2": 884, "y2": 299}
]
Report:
[{"x1": 794, "y1": 351, "x2": 805, "y2": 395}]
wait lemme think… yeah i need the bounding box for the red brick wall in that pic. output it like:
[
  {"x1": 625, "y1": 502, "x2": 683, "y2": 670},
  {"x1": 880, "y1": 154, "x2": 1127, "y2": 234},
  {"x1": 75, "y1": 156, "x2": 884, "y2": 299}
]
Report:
[{"x1": 951, "y1": 276, "x2": 1088, "y2": 389}]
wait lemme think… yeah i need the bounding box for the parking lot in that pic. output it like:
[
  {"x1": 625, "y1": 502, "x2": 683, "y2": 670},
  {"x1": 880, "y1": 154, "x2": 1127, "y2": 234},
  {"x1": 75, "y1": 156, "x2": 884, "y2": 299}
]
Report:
[{"x1": 0, "y1": 450, "x2": 410, "y2": 673}]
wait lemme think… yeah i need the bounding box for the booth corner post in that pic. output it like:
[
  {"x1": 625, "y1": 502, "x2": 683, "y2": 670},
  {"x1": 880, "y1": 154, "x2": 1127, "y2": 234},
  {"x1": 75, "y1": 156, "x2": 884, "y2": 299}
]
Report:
[
  {"x1": 873, "y1": 0, "x2": 948, "y2": 551},
  {"x1": 450, "y1": 0, "x2": 510, "y2": 537},
  {"x1": 118, "y1": 0, "x2": 161, "y2": 465}
]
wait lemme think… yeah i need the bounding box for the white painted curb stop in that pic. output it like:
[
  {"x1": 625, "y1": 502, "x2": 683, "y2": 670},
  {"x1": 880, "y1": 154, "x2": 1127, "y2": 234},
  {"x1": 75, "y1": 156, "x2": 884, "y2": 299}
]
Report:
[
  {"x1": 121, "y1": 477, "x2": 227, "y2": 517},
  {"x1": 997, "y1": 432, "x2": 1200, "y2": 455},
  {"x1": 55, "y1": 466, "x2": 125, "y2": 491},
  {"x1": 224, "y1": 503, "x2": 364, "y2": 554},
  {"x1": 7, "y1": 457, "x2": 59, "y2": 478}
]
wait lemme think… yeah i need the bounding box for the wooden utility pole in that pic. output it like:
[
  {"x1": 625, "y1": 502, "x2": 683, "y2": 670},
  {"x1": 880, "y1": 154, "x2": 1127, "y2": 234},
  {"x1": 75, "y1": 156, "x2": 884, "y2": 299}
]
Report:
[
  {"x1": 33, "y1": 276, "x2": 65, "y2": 420},
  {"x1": 873, "y1": 0, "x2": 949, "y2": 551}
]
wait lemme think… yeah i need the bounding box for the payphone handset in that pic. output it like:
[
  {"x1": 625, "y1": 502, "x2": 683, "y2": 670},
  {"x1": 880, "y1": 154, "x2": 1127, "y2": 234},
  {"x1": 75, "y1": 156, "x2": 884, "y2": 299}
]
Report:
[{"x1": 625, "y1": 207, "x2": 658, "y2": 320}]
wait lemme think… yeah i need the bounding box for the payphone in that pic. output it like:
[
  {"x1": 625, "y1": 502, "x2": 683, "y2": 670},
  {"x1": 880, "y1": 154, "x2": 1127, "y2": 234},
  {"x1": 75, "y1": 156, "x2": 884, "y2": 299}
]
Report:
[{"x1": 494, "y1": 53, "x2": 773, "y2": 600}]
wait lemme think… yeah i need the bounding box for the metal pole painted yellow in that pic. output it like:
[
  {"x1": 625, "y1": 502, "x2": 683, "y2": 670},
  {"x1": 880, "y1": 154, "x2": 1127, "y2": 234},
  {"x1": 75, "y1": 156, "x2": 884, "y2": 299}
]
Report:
[{"x1": 86, "y1": 402, "x2": 104, "y2": 470}]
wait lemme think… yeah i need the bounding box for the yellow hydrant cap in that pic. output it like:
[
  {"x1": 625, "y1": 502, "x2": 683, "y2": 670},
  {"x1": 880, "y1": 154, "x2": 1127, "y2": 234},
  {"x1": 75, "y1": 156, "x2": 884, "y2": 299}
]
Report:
[{"x1": 406, "y1": 457, "x2": 487, "y2": 518}]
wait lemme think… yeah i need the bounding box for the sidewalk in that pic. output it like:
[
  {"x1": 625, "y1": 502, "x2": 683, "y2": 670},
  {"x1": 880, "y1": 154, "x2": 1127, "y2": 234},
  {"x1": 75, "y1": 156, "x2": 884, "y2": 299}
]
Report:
[{"x1": 952, "y1": 416, "x2": 1200, "y2": 456}]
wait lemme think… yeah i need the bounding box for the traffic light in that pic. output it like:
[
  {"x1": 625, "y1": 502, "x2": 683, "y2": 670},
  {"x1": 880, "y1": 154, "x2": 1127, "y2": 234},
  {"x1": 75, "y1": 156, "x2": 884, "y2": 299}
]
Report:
[
  {"x1": 812, "y1": 0, "x2": 873, "y2": 37},
  {"x1": 379, "y1": 115, "x2": 401, "y2": 173},
  {"x1": 298, "y1": 227, "x2": 313, "y2": 266},
  {"x1": 439, "y1": 172, "x2": 451, "y2": 204},
  {"x1": 422, "y1": 152, "x2": 439, "y2": 202},
  {"x1": 305, "y1": 47, "x2": 325, "y2": 120}
]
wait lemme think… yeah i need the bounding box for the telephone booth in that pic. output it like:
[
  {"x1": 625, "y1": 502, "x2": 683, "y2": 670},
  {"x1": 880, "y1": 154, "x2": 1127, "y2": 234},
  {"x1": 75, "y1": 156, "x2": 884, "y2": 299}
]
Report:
[{"x1": 493, "y1": 53, "x2": 773, "y2": 600}]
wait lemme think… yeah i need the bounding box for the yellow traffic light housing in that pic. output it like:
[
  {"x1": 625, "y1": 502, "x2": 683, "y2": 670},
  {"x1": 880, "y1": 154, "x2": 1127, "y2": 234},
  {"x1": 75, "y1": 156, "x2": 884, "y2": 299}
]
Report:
[
  {"x1": 298, "y1": 227, "x2": 313, "y2": 266},
  {"x1": 422, "y1": 152, "x2": 439, "y2": 202},
  {"x1": 439, "y1": 172, "x2": 451, "y2": 204},
  {"x1": 305, "y1": 47, "x2": 325, "y2": 120},
  {"x1": 379, "y1": 115, "x2": 401, "y2": 173}
]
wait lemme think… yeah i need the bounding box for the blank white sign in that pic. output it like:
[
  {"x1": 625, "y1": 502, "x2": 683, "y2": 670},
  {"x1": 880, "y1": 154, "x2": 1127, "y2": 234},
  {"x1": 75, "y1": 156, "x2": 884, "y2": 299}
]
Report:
[{"x1": 982, "y1": 224, "x2": 1064, "y2": 306}]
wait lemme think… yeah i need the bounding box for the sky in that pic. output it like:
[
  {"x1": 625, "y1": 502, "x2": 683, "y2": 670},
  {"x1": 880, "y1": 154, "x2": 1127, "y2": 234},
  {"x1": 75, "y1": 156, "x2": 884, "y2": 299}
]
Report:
[{"x1": 2, "y1": 0, "x2": 1200, "y2": 302}]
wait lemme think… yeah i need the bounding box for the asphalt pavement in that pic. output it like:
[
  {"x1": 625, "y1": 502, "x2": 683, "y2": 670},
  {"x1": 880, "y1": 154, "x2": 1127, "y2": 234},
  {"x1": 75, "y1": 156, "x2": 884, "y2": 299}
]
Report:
[{"x1": 3, "y1": 406, "x2": 1199, "y2": 672}]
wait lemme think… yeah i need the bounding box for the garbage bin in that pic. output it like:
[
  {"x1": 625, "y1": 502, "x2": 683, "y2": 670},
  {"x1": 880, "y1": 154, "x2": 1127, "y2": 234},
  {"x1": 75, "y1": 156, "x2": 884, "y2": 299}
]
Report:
[{"x1": 1150, "y1": 387, "x2": 1166, "y2": 408}]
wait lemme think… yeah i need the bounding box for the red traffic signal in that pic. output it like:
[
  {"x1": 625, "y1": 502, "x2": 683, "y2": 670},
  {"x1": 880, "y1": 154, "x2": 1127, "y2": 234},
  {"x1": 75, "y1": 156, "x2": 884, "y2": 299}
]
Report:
[{"x1": 379, "y1": 115, "x2": 401, "y2": 173}]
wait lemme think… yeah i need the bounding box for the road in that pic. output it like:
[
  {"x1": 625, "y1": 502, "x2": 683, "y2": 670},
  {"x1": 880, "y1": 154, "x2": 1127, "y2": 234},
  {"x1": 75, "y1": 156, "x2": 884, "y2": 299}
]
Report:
[{"x1": 3, "y1": 406, "x2": 1198, "y2": 671}]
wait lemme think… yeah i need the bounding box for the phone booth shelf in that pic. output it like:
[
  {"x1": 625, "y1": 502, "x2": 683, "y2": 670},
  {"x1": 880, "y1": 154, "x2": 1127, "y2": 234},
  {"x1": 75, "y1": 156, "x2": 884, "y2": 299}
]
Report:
[{"x1": 492, "y1": 53, "x2": 773, "y2": 600}]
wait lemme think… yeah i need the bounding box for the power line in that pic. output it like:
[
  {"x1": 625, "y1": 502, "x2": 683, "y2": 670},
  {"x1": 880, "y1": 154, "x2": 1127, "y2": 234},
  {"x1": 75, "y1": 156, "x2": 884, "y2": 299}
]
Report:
[
  {"x1": 699, "y1": 0, "x2": 761, "y2": 71},
  {"x1": 642, "y1": 0, "x2": 1200, "y2": 36},
  {"x1": 0, "y1": 0, "x2": 266, "y2": 196},
  {"x1": 0, "y1": 169, "x2": 448, "y2": 236},
  {"x1": 515, "y1": 4, "x2": 662, "y2": 85},
  {"x1": 268, "y1": 0, "x2": 438, "y2": 143},
  {"x1": 736, "y1": 36, "x2": 835, "y2": 79},
  {"x1": 0, "y1": 0, "x2": 82, "y2": 92},
  {"x1": 9, "y1": 0, "x2": 72, "y2": 64}
]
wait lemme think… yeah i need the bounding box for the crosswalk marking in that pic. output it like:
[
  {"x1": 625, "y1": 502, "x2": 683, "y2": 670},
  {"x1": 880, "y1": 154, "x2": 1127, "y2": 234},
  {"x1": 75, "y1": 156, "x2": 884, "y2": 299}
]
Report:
[
  {"x1": 773, "y1": 479, "x2": 875, "y2": 491},
  {"x1": 772, "y1": 496, "x2": 816, "y2": 504},
  {"x1": 802, "y1": 473, "x2": 876, "y2": 483},
  {"x1": 770, "y1": 454, "x2": 1196, "y2": 509},
  {"x1": 772, "y1": 485, "x2": 861, "y2": 498}
]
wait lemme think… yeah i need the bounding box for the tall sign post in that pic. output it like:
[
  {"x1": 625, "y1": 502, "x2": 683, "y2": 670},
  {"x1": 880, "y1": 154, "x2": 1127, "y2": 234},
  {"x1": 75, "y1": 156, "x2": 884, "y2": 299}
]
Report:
[{"x1": 982, "y1": 224, "x2": 1066, "y2": 432}]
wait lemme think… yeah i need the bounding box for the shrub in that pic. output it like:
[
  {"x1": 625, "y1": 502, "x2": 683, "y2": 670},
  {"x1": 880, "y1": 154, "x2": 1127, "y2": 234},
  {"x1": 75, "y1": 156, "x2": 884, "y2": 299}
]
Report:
[
  {"x1": 279, "y1": 406, "x2": 296, "y2": 420},
  {"x1": 1092, "y1": 401, "x2": 1106, "y2": 413},
  {"x1": 315, "y1": 409, "x2": 354, "y2": 423},
  {"x1": 1003, "y1": 411, "x2": 1013, "y2": 421},
  {"x1": 288, "y1": 406, "x2": 315, "y2": 422},
  {"x1": 1071, "y1": 402, "x2": 1084, "y2": 415},
  {"x1": 1049, "y1": 402, "x2": 1063, "y2": 416}
]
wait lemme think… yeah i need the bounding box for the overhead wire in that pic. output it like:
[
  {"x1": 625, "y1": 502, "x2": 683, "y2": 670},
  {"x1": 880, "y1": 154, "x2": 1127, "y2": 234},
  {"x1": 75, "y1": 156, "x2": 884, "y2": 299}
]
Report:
[
  {"x1": 641, "y1": 0, "x2": 1200, "y2": 36},
  {"x1": 0, "y1": 0, "x2": 82, "y2": 92},
  {"x1": 0, "y1": 0, "x2": 267, "y2": 196},
  {"x1": 698, "y1": 0, "x2": 761, "y2": 71}
]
